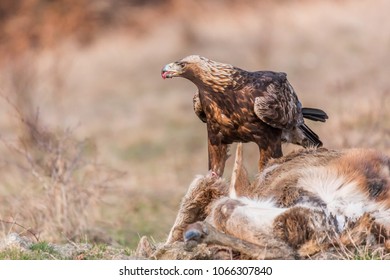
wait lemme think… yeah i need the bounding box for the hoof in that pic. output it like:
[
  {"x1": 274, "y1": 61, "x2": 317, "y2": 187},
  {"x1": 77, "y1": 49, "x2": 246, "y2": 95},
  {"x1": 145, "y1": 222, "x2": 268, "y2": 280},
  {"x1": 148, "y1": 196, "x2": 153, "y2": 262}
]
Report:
[{"x1": 184, "y1": 222, "x2": 204, "y2": 242}]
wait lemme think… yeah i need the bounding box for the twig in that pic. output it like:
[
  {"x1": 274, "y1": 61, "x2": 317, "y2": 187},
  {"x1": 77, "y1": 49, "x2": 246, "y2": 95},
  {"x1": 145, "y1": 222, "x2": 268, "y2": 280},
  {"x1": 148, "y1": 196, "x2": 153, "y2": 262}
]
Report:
[{"x1": 0, "y1": 219, "x2": 40, "y2": 242}]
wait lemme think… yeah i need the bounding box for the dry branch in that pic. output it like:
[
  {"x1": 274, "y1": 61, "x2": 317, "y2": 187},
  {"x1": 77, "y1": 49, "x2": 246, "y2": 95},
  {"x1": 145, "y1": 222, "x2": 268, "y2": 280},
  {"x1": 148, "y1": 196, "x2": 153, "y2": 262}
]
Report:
[{"x1": 0, "y1": 219, "x2": 40, "y2": 242}]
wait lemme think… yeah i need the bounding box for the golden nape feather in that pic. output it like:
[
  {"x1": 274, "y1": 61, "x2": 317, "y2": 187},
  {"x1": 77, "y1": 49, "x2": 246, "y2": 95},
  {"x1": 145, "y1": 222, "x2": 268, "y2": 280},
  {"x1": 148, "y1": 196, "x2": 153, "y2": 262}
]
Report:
[{"x1": 162, "y1": 55, "x2": 328, "y2": 176}]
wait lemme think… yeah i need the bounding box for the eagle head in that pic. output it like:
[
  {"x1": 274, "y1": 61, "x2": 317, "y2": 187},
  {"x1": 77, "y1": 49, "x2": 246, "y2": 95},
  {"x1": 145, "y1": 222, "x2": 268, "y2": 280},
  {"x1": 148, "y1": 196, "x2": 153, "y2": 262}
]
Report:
[
  {"x1": 161, "y1": 55, "x2": 206, "y2": 79},
  {"x1": 161, "y1": 61, "x2": 184, "y2": 79},
  {"x1": 162, "y1": 55, "x2": 235, "y2": 91}
]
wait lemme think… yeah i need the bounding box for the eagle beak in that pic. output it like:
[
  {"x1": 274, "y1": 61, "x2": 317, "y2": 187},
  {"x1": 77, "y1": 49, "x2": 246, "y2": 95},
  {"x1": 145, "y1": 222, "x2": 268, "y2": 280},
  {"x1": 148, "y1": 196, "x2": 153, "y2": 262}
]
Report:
[{"x1": 161, "y1": 62, "x2": 181, "y2": 79}]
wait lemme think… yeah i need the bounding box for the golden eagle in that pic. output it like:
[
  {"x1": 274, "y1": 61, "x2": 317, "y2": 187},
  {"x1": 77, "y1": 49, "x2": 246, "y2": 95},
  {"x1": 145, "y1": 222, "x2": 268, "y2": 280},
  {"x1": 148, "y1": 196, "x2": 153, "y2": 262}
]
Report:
[{"x1": 162, "y1": 55, "x2": 328, "y2": 176}]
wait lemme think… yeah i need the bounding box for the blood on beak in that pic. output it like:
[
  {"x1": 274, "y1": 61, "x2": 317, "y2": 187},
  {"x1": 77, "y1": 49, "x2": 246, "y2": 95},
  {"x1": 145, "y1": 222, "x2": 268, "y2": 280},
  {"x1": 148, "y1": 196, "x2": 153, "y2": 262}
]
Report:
[
  {"x1": 161, "y1": 64, "x2": 171, "y2": 79},
  {"x1": 161, "y1": 63, "x2": 180, "y2": 79},
  {"x1": 161, "y1": 70, "x2": 169, "y2": 79}
]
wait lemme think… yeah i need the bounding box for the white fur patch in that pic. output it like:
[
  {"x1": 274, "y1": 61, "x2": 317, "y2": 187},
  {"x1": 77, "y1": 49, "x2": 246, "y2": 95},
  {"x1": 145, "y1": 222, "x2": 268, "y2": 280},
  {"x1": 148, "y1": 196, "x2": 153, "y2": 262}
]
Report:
[
  {"x1": 296, "y1": 166, "x2": 390, "y2": 232},
  {"x1": 229, "y1": 188, "x2": 238, "y2": 199},
  {"x1": 234, "y1": 197, "x2": 287, "y2": 229},
  {"x1": 237, "y1": 197, "x2": 278, "y2": 209},
  {"x1": 298, "y1": 167, "x2": 364, "y2": 217}
]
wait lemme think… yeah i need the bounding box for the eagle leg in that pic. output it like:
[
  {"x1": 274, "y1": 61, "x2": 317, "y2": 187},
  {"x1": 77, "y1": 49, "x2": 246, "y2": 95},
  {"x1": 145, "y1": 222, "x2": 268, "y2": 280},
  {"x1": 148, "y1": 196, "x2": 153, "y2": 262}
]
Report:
[
  {"x1": 207, "y1": 138, "x2": 229, "y2": 177},
  {"x1": 258, "y1": 142, "x2": 282, "y2": 172},
  {"x1": 258, "y1": 149, "x2": 270, "y2": 171}
]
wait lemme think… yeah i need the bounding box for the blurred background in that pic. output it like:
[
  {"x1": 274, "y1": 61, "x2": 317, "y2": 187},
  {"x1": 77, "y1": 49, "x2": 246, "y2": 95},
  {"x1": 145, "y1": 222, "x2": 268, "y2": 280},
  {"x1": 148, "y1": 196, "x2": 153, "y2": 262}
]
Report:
[{"x1": 0, "y1": 0, "x2": 389, "y2": 249}]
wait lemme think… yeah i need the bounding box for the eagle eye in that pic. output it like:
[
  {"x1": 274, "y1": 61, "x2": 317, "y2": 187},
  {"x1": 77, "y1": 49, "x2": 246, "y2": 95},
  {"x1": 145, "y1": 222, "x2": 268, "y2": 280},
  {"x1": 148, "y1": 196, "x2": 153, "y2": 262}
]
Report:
[{"x1": 177, "y1": 61, "x2": 187, "y2": 68}]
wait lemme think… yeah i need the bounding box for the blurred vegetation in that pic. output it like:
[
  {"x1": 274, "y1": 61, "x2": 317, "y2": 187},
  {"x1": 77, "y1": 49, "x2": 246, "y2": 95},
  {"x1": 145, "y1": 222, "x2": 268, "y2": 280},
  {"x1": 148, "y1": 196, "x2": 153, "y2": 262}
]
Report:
[{"x1": 0, "y1": 0, "x2": 389, "y2": 254}]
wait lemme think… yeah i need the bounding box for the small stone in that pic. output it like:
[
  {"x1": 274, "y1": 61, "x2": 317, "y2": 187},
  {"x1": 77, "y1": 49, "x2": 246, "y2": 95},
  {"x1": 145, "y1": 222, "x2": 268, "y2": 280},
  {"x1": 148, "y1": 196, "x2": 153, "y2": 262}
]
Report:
[{"x1": 0, "y1": 233, "x2": 33, "y2": 250}]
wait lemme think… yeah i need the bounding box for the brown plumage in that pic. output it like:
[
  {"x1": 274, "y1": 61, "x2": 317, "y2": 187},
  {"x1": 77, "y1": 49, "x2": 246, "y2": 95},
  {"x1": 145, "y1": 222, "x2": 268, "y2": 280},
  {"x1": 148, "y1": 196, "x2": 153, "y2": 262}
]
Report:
[{"x1": 162, "y1": 55, "x2": 328, "y2": 176}]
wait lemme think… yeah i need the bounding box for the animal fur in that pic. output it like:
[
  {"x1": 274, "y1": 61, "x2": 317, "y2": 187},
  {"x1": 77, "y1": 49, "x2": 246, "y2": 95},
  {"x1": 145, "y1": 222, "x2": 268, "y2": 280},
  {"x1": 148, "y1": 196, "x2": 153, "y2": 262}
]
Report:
[{"x1": 167, "y1": 145, "x2": 390, "y2": 258}]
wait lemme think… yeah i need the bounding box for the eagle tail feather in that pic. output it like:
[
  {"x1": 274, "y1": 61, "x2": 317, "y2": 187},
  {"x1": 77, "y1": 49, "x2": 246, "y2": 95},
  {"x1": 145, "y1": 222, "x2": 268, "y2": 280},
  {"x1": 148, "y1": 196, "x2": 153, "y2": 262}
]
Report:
[
  {"x1": 299, "y1": 124, "x2": 323, "y2": 147},
  {"x1": 302, "y1": 107, "x2": 328, "y2": 122}
]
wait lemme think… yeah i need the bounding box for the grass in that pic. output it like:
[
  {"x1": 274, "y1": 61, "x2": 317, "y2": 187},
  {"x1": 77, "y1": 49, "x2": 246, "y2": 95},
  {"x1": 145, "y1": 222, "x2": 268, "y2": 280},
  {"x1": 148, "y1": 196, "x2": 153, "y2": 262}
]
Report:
[
  {"x1": 0, "y1": 241, "x2": 60, "y2": 260},
  {"x1": 0, "y1": 241, "x2": 133, "y2": 260},
  {"x1": 28, "y1": 242, "x2": 62, "y2": 259},
  {"x1": 0, "y1": 248, "x2": 42, "y2": 260},
  {"x1": 30, "y1": 242, "x2": 55, "y2": 254},
  {"x1": 335, "y1": 244, "x2": 390, "y2": 260},
  {"x1": 0, "y1": 97, "x2": 114, "y2": 243}
]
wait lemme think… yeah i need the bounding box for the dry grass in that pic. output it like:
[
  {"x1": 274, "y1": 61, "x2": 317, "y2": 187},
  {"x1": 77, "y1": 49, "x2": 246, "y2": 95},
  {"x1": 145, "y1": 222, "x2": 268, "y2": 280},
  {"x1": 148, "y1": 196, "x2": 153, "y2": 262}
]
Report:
[
  {"x1": 0, "y1": 0, "x2": 390, "y2": 253},
  {"x1": 0, "y1": 95, "x2": 120, "y2": 243}
]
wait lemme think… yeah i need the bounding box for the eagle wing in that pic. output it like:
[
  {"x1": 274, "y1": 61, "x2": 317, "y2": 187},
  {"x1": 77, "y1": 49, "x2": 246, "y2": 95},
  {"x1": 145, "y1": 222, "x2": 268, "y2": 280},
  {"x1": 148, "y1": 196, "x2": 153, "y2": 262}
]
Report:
[
  {"x1": 254, "y1": 79, "x2": 303, "y2": 130},
  {"x1": 193, "y1": 91, "x2": 207, "y2": 123}
]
